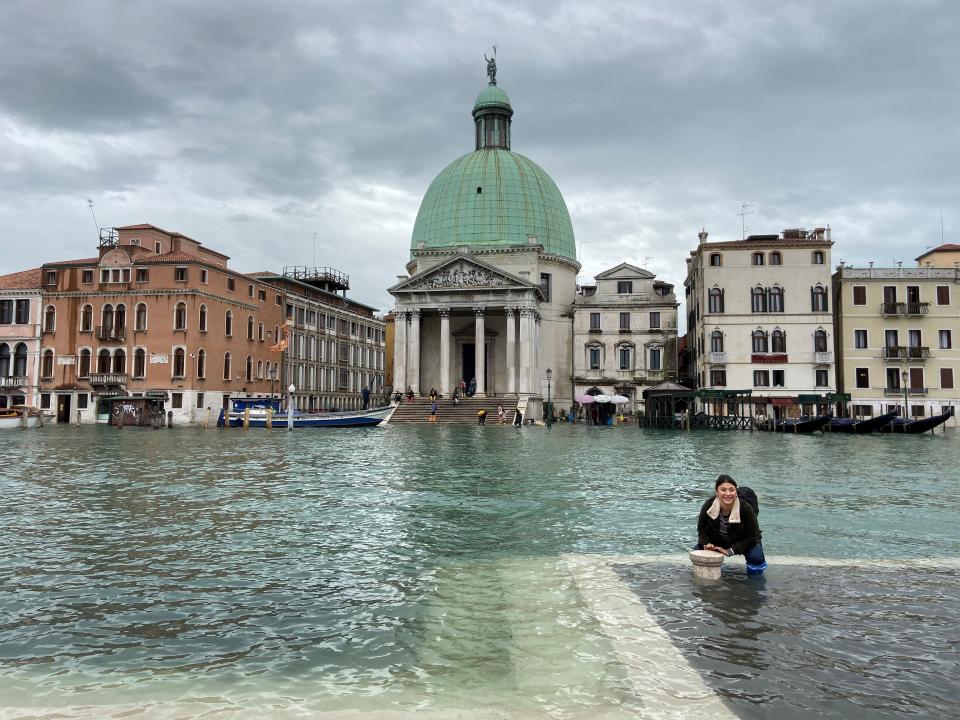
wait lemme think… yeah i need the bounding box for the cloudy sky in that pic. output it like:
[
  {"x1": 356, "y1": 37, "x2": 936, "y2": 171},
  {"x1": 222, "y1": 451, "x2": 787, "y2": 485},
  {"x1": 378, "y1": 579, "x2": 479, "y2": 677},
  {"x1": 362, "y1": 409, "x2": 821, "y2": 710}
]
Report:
[{"x1": 2, "y1": 0, "x2": 957, "y2": 312}]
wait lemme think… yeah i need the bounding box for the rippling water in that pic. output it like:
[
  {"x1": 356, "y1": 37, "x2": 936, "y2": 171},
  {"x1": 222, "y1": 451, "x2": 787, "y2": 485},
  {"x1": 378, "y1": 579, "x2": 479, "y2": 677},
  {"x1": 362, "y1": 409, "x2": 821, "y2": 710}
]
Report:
[{"x1": 1, "y1": 424, "x2": 958, "y2": 718}]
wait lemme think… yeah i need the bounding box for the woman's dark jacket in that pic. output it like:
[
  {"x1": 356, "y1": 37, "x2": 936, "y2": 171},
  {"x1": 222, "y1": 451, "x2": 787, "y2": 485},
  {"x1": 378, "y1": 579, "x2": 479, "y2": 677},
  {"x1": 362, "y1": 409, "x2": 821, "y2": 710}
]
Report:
[{"x1": 697, "y1": 498, "x2": 762, "y2": 555}]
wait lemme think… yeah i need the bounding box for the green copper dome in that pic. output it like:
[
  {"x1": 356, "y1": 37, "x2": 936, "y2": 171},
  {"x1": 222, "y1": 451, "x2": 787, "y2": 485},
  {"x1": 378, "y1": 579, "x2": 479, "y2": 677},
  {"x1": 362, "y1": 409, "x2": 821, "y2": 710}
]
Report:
[
  {"x1": 473, "y1": 85, "x2": 512, "y2": 113},
  {"x1": 411, "y1": 81, "x2": 576, "y2": 260}
]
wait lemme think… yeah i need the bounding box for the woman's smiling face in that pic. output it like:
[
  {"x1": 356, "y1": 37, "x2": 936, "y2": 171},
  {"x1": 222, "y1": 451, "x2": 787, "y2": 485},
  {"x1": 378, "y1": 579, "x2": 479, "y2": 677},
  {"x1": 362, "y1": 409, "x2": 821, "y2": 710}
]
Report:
[{"x1": 716, "y1": 481, "x2": 738, "y2": 508}]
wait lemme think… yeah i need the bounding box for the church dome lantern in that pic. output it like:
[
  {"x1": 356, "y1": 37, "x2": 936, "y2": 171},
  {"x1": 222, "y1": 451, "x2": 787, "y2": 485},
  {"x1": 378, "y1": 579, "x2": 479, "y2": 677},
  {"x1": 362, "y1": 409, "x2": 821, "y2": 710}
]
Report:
[{"x1": 410, "y1": 56, "x2": 577, "y2": 262}]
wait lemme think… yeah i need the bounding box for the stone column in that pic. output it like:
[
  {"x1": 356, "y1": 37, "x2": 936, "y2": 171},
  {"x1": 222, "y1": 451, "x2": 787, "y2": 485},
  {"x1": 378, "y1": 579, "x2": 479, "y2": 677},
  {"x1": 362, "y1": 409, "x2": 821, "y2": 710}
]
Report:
[
  {"x1": 518, "y1": 307, "x2": 531, "y2": 395},
  {"x1": 474, "y1": 306, "x2": 486, "y2": 397},
  {"x1": 505, "y1": 307, "x2": 516, "y2": 395},
  {"x1": 439, "y1": 307, "x2": 451, "y2": 397},
  {"x1": 393, "y1": 310, "x2": 407, "y2": 393},
  {"x1": 534, "y1": 312, "x2": 542, "y2": 395},
  {"x1": 409, "y1": 309, "x2": 421, "y2": 396}
]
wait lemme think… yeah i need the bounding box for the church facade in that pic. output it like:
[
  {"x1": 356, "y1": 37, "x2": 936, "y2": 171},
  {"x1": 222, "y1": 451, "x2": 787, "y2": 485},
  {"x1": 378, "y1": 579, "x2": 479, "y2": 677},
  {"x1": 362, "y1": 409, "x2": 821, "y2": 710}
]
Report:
[{"x1": 389, "y1": 64, "x2": 579, "y2": 415}]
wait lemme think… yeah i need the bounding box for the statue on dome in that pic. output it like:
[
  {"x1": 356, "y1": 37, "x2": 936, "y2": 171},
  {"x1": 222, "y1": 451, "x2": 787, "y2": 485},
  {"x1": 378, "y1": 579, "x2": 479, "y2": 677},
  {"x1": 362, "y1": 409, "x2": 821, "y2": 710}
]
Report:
[{"x1": 484, "y1": 48, "x2": 497, "y2": 85}]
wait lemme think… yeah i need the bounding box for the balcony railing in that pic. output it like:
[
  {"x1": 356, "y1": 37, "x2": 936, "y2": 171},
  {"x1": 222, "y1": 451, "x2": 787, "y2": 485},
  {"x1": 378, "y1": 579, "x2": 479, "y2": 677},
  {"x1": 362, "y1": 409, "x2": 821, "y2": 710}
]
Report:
[
  {"x1": 881, "y1": 346, "x2": 931, "y2": 360},
  {"x1": 0, "y1": 376, "x2": 28, "y2": 388},
  {"x1": 96, "y1": 325, "x2": 126, "y2": 341},
  {"x1": 883, "y1": 386, "x2": 928, "y2": 396},
  {"x1": 907, "y1": 346, "x2": 931, "y2": 359},
  {"x1": 89, "y1": 372, "x2": 128, "y2": 386},
  {"x1": 881, "y1": 302, "x2": 905, "y2": 315},
  {"x1": 814, "y1": 351, "x2": 833, "y2": 364},
  {"x1": 909, "y1": 387, "x2": 929, "y2": 395},
  {"x1": 883, "y1": 386, "x2": 904, "y2": 396},
  {"x1": 709, "y1": 351, "x2": 727, "y2": 364},
  {"x1": 905, "y1": 302, "x2": 930, "y2": 316}
]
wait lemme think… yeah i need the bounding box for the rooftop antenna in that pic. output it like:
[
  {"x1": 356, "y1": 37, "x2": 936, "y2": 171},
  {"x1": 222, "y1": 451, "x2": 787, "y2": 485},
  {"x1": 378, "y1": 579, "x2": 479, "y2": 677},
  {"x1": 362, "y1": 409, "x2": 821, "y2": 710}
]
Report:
[
  {"x1": 312, "y1": 232, "x2": 319, "y2": 268},
  {"x1": 86, "y1": 199, "x2": 99, "y2": 237},
  {"x1": 643, "y1": 256, "x2": 652, "y2": 269},
  {"x1": 738, "y1": 203, "x2": 754, "y2": 240},
  {"x1": 941, "y1": 207, "x2": 945, "y2": 244}
]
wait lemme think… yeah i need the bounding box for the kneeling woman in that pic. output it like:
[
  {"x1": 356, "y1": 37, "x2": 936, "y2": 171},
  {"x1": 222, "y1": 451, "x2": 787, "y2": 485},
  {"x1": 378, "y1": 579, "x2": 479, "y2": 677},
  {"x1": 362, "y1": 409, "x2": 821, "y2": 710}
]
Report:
[{"x1": 697, "y1": 474, "x2": 767, "y2": 574}]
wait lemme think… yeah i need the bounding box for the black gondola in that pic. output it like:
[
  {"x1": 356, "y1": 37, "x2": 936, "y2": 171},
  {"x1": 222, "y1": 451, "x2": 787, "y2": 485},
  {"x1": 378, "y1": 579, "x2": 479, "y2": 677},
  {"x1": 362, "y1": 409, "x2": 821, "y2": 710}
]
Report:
[
  {"x1": 753, "y1": 413, "x2": 833, "y2": 433},
  {"x1": 880, "y1": 408, "x2": 954, "y2": 434},
  {"x1": 826, "y1": 410, "x2": 899, "y2": 434}
]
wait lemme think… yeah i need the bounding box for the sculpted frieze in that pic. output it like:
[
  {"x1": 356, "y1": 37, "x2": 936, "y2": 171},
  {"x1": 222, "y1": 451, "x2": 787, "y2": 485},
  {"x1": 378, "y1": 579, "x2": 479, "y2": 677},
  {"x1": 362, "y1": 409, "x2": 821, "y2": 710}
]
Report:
[{"x1": 409, "y1": 264, "x2": 507, "y2": 290}]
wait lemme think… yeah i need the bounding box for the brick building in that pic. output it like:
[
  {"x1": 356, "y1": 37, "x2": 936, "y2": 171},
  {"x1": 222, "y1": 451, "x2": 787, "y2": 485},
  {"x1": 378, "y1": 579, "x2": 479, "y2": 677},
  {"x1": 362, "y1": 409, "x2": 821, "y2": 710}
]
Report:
[{"x1": 0, "y1": 268, "x2": 43, "y2": 409}]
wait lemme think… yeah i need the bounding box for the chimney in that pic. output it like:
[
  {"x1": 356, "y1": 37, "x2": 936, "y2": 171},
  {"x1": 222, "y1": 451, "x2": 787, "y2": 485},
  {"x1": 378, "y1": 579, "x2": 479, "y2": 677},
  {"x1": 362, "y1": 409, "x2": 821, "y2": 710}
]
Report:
[{"x1": 698, "y1": 229, "x2": 708, "y2": 245}]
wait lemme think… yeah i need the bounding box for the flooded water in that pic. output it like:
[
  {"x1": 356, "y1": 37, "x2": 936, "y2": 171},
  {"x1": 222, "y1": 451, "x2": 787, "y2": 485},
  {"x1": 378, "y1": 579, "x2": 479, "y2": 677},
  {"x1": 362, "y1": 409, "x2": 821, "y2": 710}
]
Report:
[{"x1": 1, "y1": 424, "x2": 958, "y2": 718}]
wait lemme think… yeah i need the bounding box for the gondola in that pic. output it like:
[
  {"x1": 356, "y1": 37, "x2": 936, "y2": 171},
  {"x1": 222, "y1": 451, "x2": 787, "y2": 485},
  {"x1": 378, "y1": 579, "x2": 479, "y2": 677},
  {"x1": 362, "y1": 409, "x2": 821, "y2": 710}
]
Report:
[
  {"x1": 753, "y1": 414, "x2": 833, "y2": 433},
  {"x1": 825, "y1": 409, "x2": 899, "y2": 434},
  {"x1": 880, "y1": 408, "x2": 954, "y2": 434}
]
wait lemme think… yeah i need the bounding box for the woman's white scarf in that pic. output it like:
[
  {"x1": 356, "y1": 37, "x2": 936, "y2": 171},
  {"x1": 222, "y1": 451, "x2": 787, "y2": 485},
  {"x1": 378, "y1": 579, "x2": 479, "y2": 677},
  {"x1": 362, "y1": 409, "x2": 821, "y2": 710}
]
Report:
[{"x1": 707, "y1": 497, "x2": 741, "y2": 523}]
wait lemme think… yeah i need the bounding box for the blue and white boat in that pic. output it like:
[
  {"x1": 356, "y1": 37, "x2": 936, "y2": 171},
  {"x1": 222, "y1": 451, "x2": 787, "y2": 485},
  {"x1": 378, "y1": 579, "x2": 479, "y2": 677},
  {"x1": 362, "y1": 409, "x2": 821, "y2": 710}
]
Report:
[{"x1": 217, "y1": 397, "x2": 395, "y2": 428}]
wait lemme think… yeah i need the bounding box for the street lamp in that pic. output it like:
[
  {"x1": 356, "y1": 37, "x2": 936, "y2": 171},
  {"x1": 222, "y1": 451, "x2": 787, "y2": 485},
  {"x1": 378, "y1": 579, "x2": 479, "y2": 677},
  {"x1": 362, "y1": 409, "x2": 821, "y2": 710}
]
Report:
[
  {"x1": 546, "y1": 367, "x2": 553, "y2": 427},
  {"x1": 268, "y1": 365, "x2": 277, "y2": 399},
  {"x1": 901, "y1": 369, "x2": 909, "y2": 432}
]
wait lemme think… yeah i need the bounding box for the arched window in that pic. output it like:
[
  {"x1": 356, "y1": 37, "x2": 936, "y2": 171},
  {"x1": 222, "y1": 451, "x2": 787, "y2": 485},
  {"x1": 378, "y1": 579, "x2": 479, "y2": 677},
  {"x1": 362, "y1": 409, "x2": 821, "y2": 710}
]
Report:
[
  {"x1": 43, "y1": 305, "x2": 56, "y2": 332},
  {"x1": 225, "y1": 311, "x2": 233, "y2": 337},
  {"x1": 769, "y1": 251, "x2": 782, "y2": 265},
  {"x1": 135, "y1": 303, "x2": 147, "y2": 332},
  {"x1": 174, "y1": 302, "x2": 187, "y2": 330},
  {"x1": 258, "y1": 321, "x2": 264, "y2": 342},
  {"x1": 102, "y1": 304, "x2": 114, "y2": 332},
  {"x1": 41, "y1": 350, "x2": 54, "y2": 378},
  {"x1": 772, "y1": 329, "x2": 786, "y2": 353},
  {"x1": 811, "y1": 285, "x2": 828, "y2": 312},
  {"x1": 198, "y1": 304, "x2": 207, "y2": 332},
  {"x1": 173, "y1": 347, "x2": 186, "y2": 377},
  {"x1": 133, "y1": 348, "x2": 146, "y2": 378},
  {"x1": 245, "y1": 355, "x2": 253, "y2": 382},
  {"x1": 812, "y1": 250, "x2": 825, "y2": 265},
  {"x1": 97, "y1": 349, "x2": 111, "y2": 373},
  {"x1": 247, "y1": 315, "x2": 254, "y2": 340},
  {"x1": 752, "y1": 252, "x2": 764, "y2": 266},
  {"x1": 708, "y1": 288, "x2": 724, "y2": 314},
  {"x1": 710, "y1": 329, "x2": 724, "y2": 353},
  {"x1": 0, "y1": 343, "x2": 9, "y2": 376},
  {"x1": 709, "y1": 253, "x2": 722, "y2": 267},
  {"x1": 113, "y1": 349, "x2": 126, "y2": 374},
  {"x1": 769, "y1": 286, "x2": 784, "y2": 312},
  {"x1": 78, "y1": 349, "x2": 91, "y2": 378},
  {"x1": 814, "y1": 329, "x2": 828, "y2": 352},
  {"x1": 115, "y1": 304, "x2": 126, "y2": 332},
  {"x1": 196, "y1": 349, "x2": 206, "y2": 378},
  {"x1": 751, "y1": 287, "x2": 767, "y2": 313},
  {"x1": 13, "y1": 343, "x2": 27, "y2": 376},
  {"x1": 223, "y1": 352, "x2": 232, "y2": 380},
  {"x1": 80, "y1": 304, "x2": 93, "y2": 332},
  {"x1": 752, "y1": 329, "x2": 769, "y2": 353},
  {"x1": 257, "y1": 359, "x2": 263, "y2": 379}
]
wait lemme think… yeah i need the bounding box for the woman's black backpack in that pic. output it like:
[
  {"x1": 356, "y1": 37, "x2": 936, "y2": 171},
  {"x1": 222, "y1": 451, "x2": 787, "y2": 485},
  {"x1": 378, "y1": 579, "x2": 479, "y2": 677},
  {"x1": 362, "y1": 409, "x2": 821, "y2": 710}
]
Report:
[{"x1": 737, "y1": 486, "x2": 759, "y2": 516}]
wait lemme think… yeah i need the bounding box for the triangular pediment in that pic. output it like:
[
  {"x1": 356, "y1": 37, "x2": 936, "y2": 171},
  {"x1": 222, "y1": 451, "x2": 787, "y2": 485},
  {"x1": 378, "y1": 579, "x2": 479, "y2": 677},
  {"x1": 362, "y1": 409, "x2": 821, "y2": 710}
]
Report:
[
  {"x1": 595, "y1": 262, "x2": 655, "y2": 280},
  {"x1": 389, "y1": 255, "x2": 540, "y2": 295}
]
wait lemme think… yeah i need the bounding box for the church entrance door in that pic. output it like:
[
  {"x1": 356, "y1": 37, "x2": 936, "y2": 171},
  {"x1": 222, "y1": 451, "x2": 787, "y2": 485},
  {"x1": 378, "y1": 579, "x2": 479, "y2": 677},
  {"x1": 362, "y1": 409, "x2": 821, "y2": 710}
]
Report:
[{"x1": 461, "y1": 343, "x2": 488, "y2": 390}]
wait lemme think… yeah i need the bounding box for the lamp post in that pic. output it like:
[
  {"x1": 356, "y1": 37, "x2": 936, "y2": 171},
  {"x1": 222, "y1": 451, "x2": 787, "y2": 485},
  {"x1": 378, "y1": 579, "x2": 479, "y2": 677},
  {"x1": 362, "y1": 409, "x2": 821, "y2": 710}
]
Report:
[
  {"x1": 287, "y1": 383, "x2": 295, "y2": 431},
  {"x1": 901, "y1": 369, "x2": 909, "y2": 432},
  {"x1": 546, "y1": 367, "x2": 552, "y2": 427},
  {"x1": 268, "y1": 365, "x2": 277, "y2": 399}
]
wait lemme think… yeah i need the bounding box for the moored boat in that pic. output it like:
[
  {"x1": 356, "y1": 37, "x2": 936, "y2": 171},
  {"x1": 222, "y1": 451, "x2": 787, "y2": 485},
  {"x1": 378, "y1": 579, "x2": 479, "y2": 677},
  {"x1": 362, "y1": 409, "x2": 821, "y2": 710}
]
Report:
[
  {"x1": 753, "y1": 414, "x2": 833, "y2": 433},
  {"x1": 880, "y1": 408, "x2": 954, "y2": 434},
  {"x1": 825, "y1": 410, "x2": 899, "y2": 434},
  {"x1": 217, "y1": 397, "x2": 395, "y2": 428},
  {"x1": 0, "y1": 406, "x2": 40, "y2": 430}
]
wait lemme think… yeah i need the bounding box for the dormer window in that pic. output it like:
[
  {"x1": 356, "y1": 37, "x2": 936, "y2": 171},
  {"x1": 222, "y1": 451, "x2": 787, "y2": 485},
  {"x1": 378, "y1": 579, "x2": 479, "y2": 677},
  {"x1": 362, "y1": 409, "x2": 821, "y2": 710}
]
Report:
[
  {"x1": 44, "y1": 270, "x2": 58, "y2": 286},
  {"x1": 617, "y1": 281, "x2": 633, "y2": 294}
]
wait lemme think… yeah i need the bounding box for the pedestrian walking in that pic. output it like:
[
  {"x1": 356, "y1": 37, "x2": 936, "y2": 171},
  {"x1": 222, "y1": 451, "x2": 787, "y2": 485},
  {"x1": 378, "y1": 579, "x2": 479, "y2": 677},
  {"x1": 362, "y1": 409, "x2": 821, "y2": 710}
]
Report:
[
  {"x1": 497, "y1": 404, "x2": 505, "y2": 424},
  {"x1": 477, "y1": 408, "x2": 487, "y2": 425},
  {"x1": 429, "y1": 401, "x2": 438, "y2": 423}
]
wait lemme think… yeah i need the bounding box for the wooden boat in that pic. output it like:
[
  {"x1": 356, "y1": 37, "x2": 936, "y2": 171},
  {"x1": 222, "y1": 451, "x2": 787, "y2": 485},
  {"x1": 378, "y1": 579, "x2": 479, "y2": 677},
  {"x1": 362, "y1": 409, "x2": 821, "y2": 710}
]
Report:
[
  {"x1": 880, "y1": 408, "x2": 954, "y2": 434},
  {"x1": 753, "y1": 414, "x2": 833, "y2": 433},
  {"x1": 218, "y1": 397, "x2": 395, "y2": 428},
  {"x1": 0, "y1": 406, "x2": 40, "y2": 429},
  {"x1": 825, "y1": 410, "x2": 899, "y2": 434}
]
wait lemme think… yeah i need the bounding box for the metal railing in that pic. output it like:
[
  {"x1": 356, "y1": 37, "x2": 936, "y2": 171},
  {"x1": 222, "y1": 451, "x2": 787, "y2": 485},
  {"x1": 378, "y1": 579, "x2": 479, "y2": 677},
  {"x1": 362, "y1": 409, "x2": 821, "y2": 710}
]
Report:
[
  {"x1": 881, "y1": 302, "x2": 904, "y2": 315},
  {"x1": 905, "y1": 302, "x2": 930, "y2": 316},
  {"x1": 882, "y1": 346, "x2": 930, "y2": 360}
]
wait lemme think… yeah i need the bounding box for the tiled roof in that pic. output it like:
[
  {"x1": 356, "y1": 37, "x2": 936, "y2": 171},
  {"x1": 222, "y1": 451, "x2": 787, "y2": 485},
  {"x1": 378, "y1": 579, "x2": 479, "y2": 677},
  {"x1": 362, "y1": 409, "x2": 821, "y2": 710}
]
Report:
[
  {"x1": 44, "y1": 257, "x2": 100, "y2": 267},
  {"x1": 0, "y1": 267, "x2": 42, "y2": 290},
  {"x1": 115, "y1": 223, "x2": 169, "y2": 231},
  {"x1": 138, "y1": 251, "x2": 203, "y2": 264},
  {"x1": 916, "y1": 243, "x2": 960, "y2": 260}
]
